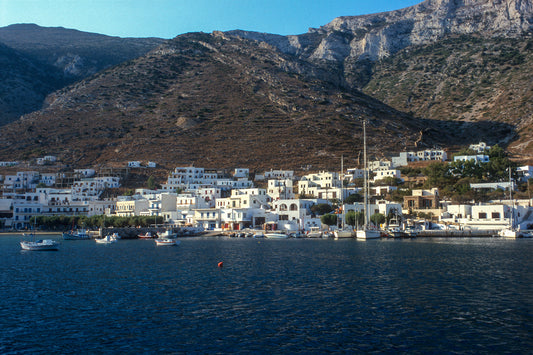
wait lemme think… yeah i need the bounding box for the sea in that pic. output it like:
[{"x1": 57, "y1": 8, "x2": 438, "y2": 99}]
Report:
[{"x1": 0, "y1": 234, "x2": 531, "y2": 354}]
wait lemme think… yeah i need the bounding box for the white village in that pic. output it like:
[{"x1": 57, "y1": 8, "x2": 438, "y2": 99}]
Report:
[{"x1": 2, "y1": 141, "x2": 533, "y2": 240}]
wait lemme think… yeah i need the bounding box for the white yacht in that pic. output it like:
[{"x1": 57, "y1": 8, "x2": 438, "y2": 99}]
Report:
[{"x1": 21, "y1": 234, "x2": 59, "y2": 251}]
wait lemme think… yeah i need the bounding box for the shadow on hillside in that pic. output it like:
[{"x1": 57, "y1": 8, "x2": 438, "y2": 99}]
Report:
[{"x1": 413, "y1": 117, "x2": 515, "y2": 150}]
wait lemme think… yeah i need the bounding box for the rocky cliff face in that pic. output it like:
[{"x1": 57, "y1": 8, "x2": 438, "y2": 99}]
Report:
[
  {"x1": 232, "y1": 0, "x2": 533, "y2": 62},
  {"x1": 0, "y1": 24, "x2": 164, "y2": 125}
]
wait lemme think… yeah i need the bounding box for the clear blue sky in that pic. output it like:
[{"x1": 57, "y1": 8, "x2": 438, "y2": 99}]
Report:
[{"x1": 0, "y1": 0, "x2": 422, "y2": 38}]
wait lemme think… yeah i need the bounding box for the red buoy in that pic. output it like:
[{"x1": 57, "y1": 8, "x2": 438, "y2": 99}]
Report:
[{"x1": 218, "y1": 261, "x2": 223, "y2": 268}]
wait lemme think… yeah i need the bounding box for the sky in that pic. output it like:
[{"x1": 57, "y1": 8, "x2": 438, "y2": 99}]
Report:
[{"x1": 0, "y1": 0, "x2": 423, "y2": 38}]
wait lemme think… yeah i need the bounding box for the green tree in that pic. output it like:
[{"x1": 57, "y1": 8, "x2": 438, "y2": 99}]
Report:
[
  {"x1": 346, "y1": 210, "x2": 364, "y2": 227},
  {"x1": 423, "y1": 162, "x2": 454, "y2": 188},
  {"x1": 147, "y1": 176, "x2": 157, "y2": 190},
  {"x1": 320, "y1": 214, "x2": 337, "y2": 228},
  {"x1": 370, "y1": 213, "x2": 386, "y2": 227}
]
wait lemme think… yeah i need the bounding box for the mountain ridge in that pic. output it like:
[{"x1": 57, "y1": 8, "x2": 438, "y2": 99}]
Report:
[
  {"x1": 0, "y1": 23, "x2": 165, "y2": 125},
  {"x1": 0, "y1": 0, "x2": 531, "y2": 169}
]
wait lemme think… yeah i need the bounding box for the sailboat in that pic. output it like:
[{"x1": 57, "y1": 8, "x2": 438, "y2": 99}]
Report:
[
  {"x1": 20, "y1": 222, "x2": 60, "y2": 251},
  {"x1": 356, "y1": 120, "x2": 381, "y2": 240},
  {"x1": 335, "y1": 155, "x2": 354, "y2": 239},
  {"x1": 499, "y1": 168, "x2": 519, "y2": 238}
]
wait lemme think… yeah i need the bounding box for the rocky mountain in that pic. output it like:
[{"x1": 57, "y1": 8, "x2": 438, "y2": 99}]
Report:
[
  {"x1": 0, "y1": 24, "x2": 164, "y2": 125},
  {"x1": 0, "y1": 42, "x2": 64, "y2": 125},
  {"x1": 231, "y1": 0, "x2": 532, "y2": 65},
  {"x1": 0, "y1": 32, "x2": 507, "y2": 171},
  {"x1": 230, "y1": 0, "x2": 533, "y2": 160},
  {"x1": 0, "y1": 0, "x2": 531, "y2": 170}
]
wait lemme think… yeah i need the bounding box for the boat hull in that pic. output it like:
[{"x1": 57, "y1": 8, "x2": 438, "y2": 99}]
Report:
[
  {"x1": 63, "y1": 230, "x2": 91, "y2": 240},
  {"x1": 155, "y1": 238, "x2": 180, "y2": 246},
  {"x1": 499, "y1": 228, "x2": 519, "y2": 238},
  {"x1": 20, "y1": 240, "x2": 59, "y2": 251},
  {"x1": 95, "y1": 235, "x2": 117, "y2": 244},
  {"x1": 265, "y1": 233, "x2": 289, "y2": 239},
  {"x1": 356, "y1": 230, "x2": 381, "y2": 239},
  {"x1": 334, "y1": 230, "x2": 354, "y2": 239}
]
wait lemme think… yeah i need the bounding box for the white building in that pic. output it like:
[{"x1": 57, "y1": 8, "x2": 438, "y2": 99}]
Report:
[
  {"x1": 116, "y1": 199, "x2": 150, "y2": 217},
  {"x1": 216, "y1": 188, "x2": 269, "y2": 210},
  {"x1": 392, "y1": 149, "x2": 447, "y2": 167},
  {"x1": 469, "y1": 142, "x2": 491, "y2": 153},
  {"x1": 36, "y1": 156, "x2": 57, "y2": 165},
  {"x1": 267, "y1": 179, "x2": 294, "y2": 200},
  {"x1": 440, "y1": 203, "x2": 529, "y2": 230},
  {"x1": 39, "y1": 173, "x2": 57, "y2": 187},
  {"x1": 0, "y1": 161, "x2": 18, "y2": 167},
  {"x1": 368, "y1": 160, "x2": 392, "y2": 170},
  {"x1": 453, "y1": 155, "x2": 490, "y2": 163},
  {"x1": 74, "y1": 169, "x2": 96, "y2": 178},
  {"x1": 372, "y1": 168, "x2": 402, "y2": 183},
  {"x1": 233, "y1": 168, "x2": 249, "y2": 179},
  {"x1": 517, "y1": 166, "x2": 533, "y2": 182},
  {"x1": 298, "y1": 171, "x2": 341, "y2": 199},
  {"x1": 270, "y1": 199, "x2": 317, "y2": 231},
  {"x1": 259, "y1": 169, "x2": 294, "y2": 180},
  {"x1": 3, "y1": 171, "x2": 40, "y2": 190},
  {"x1": 71, "y1": 176, "x2": 120, "y2": 200}
]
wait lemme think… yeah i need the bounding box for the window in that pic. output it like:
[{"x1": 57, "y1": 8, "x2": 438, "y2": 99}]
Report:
[
  {"x1": 491, "y1": 212, "x2": 500, "y2": 219},
  {"x1": 479, "y1": 212, "x2": 487, "y2": 219}
]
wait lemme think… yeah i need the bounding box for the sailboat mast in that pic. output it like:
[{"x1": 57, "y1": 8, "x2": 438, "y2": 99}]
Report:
[
  {"x1": 341, "y1": 155, "x2": 344, "y2": 229},
  {"x1": 363, "y1": 120, "x2": 368, "y2": 229}
]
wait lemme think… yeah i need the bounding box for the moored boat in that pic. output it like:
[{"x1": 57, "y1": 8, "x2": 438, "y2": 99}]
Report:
[
  {"x1": 356, "y1": 120, "x2": 381, "y2": 241},
  {"x1": 95, "y1": 234, "x2": 118, "y2": 244},
  {"x1": 356, "y1": 229, "x2": 381, "y2": 239},
  {"x1": 155, "y1": 238, "x2": 180, "y2": 246},
  {"x1": 138, "y1": 232, "x2": 155, "y2": 239},
  {"x1": 307, "y1": 227, "x2": 323, "y2": 238},
  {"x1": 21, "y1": 235, "x2": 59, "y2": 251},
  {"x1": 264, "y1": 232, "x2": 289, "y2": 239},
  {"x1": 63, "y1": 228, "x2": 91, "y2": 240},
  {"x1": 334, "y1": 229, "x2": 354, "y2": 239}
]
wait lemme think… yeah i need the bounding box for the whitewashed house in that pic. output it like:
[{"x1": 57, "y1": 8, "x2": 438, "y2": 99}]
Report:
[
  {"x1": 453, "y1": 155, "x2": 490, "y2": 163},
  {"x1": 469, "y1": 142, "x2": 491, "y2": 153},
  {"x1": 440, "y1": 204, "x2": 525, "y2": 230},
  {"x1": 233, "y1": 168, "x2": 249, "y2": 179},
  {"x1": 517, "y1": 166, "x2": 533, "y2": 182},
  {"x1": 372, "y1": 168, "x2": 402, "y2": 183},
  {"x1": 116, "y1": 199, "x2": 149, "y2": 217},
  {"x1": 39, "y1": 173, "x2": 57, "y2": 186},
  {"x1": 268, "y1": 179, "x2": 294, "y2": 200},
  {"x1": 298, "y1": 171, "x2": 341, "y2": 200}
]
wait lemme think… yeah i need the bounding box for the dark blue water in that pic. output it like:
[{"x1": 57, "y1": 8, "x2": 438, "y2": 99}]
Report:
[{"x1": 0, "y1": 235, "x2": 531, "y2": 354}]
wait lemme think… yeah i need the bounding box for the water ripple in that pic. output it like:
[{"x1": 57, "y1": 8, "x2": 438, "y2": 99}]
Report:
[{"x1": 0, "y1": 236, "x2": 531, "y2": 353}]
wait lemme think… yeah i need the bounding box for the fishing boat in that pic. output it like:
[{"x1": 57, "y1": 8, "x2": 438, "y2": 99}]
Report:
[
  {"x1": 62, "y1": 228, "x2": 91, "y2": 240},
  {"x1": 138, "y1": 232, "x2": 155, "y2": 239},
  {"x1": 21, "y1": 232, "x2": 59, "y2": 251},
  {"x1": 264, "y1": 232, "x2": 289, "y2": 239},
  {"x1": 155, "y1": 238, "x2": 180, "y2": 246},
  {"x1": 95, "y1": 233, "x2": 118, "y2": 244},
  {"x1": 307, "y1": 227, "x2": 322, "y2": 238},
  {"x1": 356, "y1": 120, "x2": 381, "y2": 240}
]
